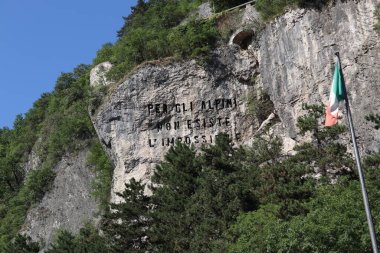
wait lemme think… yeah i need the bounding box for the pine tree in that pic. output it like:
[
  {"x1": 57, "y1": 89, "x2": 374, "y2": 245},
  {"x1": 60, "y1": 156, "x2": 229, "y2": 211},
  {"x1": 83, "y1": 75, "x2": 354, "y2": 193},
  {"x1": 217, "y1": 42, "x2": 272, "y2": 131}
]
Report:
[
  {"x1": 149, "y1": 142, "x2": 200, "y2": 252},
  {"x1": 2, "y1": 234, "x2": 40, "y2": 253},
  {"x1": 45, "y1": 230, "x2": 76, "y2": 253},
  {"x1": 102, "y1": 178, "x2": 151, "y2": 253},
  {"x1": 185, "y1": 134, "x2": 259, "y2": 252},
  {"x1": 294, "y1": 103, "x2": 353, "y2": 177}
]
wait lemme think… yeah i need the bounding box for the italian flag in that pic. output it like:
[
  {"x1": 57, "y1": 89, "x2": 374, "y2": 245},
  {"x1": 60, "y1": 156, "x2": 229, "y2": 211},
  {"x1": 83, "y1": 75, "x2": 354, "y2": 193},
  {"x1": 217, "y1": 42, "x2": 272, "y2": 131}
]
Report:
[{"x1": 325, "y1": 58, "x2": 346, "y2": 126}]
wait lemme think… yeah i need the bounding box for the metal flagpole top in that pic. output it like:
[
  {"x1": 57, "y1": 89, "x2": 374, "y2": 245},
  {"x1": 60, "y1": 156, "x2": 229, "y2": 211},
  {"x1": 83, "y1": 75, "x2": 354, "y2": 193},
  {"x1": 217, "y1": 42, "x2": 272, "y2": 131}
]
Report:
[{"x1": 337, "y1": 52, "x2": 379, "y2": 253}]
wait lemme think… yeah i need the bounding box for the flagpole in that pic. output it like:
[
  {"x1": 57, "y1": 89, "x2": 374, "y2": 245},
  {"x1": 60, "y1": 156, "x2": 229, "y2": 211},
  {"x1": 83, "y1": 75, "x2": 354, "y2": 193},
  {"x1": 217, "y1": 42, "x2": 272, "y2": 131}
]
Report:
[{"x1": 336, "y1": 52, "x2": 379, "y2": 253}]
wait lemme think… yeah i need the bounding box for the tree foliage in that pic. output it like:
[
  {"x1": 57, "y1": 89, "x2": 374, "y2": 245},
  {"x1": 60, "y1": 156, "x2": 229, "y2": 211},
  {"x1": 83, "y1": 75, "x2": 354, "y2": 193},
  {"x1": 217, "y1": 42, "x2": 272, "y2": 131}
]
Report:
[
  {"x1": 2, "y1": 234, "x2": 40, "y2": 253},
  {"x1": 0, "y1": 64, "x2": 99, "y2": 248},
  {"x1": 375, "y1": 3, "x2": 380, "y2": 34},
  {"x1": 210, "y1": 0, "x2": 250, "y2": 12},
  {"x1": 93, "y1": 0, "x2": 219, "y2": 81},
  {"x1": 255, "y1": 0, "x2": 328, "y2": 20},
  {"x1": 29, "y1": 102, "x2": 380, "y2": 252}
]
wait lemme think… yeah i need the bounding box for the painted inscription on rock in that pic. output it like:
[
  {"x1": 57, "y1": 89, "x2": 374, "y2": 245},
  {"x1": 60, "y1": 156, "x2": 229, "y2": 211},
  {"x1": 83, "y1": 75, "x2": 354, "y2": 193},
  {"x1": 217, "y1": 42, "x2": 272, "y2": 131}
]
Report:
[
  {"x1": 93, "y1": 59, "x2": 256, "y2": 202},
  {"x1": 146, "y1": 97, "x2": 242, "y2": 148}
]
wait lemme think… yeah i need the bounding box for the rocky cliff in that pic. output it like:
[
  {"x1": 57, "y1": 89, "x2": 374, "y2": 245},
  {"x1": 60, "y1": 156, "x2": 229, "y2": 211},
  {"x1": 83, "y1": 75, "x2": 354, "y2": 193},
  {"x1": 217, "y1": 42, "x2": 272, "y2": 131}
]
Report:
[
  {"x1": 91, "y1": 48, "x2": 258, "y2": 202},
  {"x1": 259, "y1": 0, "x2": 380, "y2": 152},
  {"x1": 21, "y1": 148, "x2": 99, "y2": 250},
  {"x1": 91, "y1": 0, "x2": 380, "y2": 202},
  {"x1": 21, "y1": 0, "x2": 380, "y2": 247}
]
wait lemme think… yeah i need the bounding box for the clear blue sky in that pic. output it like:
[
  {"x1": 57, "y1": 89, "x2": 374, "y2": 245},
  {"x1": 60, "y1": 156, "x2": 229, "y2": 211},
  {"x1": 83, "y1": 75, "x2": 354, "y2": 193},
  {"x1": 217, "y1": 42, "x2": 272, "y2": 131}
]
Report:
[{"x1": 0, "y1": 0, "x2": 137, "y2": 128}]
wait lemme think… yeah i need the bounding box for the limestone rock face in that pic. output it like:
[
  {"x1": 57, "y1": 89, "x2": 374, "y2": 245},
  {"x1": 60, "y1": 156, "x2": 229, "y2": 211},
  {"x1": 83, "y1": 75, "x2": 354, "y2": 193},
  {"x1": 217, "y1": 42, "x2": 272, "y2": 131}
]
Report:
[
  {"x1": 92, "y1": 0, "x2": 380, "y2": 202},
  {"x1": 21, "y1": 149, "x2": 99, "y2": 250},
  {"x1": 258, "y1": 0, "x2": 380, "y2": 152},
  {"x1": 92, "y1": 47, "x2": 258, "y2": 202},
  {"x1": 90, "y1": 61, "x2": 113, "y2": 87},
  {"x1": 196, "y1": 2, "x2": 213, "y2": 19}
]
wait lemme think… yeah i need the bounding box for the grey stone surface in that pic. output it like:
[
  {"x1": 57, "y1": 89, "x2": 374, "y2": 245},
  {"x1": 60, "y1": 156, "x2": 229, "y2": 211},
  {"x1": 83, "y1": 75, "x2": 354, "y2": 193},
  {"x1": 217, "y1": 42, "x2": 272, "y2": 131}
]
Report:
[
  {"x1": 92, "y1": 0, "x2": 380, "y2": 203},
  {"x1": 92, "y1": 46, "x2": 258, "y2": 202},
  {"x1": 197, "y1": 2, "x2": 213, "y2": 19},
  {"x1": 258, "y1": 0, "x2": 380, "y2": 153},
  {"x1": 21, "y1": 0, "x2": 380, "y2": 246},
  {"x1": 90, "y1": 61, "x2": 113, "y2": 87},
  {"x1": 21, "y1": 149, "x2": 99, "y2": 250}
]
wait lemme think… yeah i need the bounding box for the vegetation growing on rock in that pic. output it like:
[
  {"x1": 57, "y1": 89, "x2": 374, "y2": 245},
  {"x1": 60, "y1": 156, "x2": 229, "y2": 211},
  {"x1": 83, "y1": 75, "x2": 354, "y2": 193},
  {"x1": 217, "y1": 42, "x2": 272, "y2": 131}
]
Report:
[
  {"x1": 1, "y1": 0, "x2": 380, "y2": 252},
  {"x1": 36, "y1": 105, "x2": 380, "y2": 253},
  {"x1": 0, "y1": 64, "x2": 116, "y2": 252},
  {"x1": 375, "y1": 3, "x2": 380, "y2": 34}
]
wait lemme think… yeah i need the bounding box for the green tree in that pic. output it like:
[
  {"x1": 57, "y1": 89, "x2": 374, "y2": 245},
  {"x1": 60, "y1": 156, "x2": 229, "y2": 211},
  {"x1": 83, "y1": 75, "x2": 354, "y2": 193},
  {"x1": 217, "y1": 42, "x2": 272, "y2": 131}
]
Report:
[
  {"x1": 294, "y1": 103, "x2": 353, "y2": 177},
  {"x1": 255, "y1": 0, "x2": 327, "y2": 21},
  {"x1": 102, "y1": 179, "x2": 151, "y2": 253},
  {"x1": 210, "y1": 0, "x2": 249, "y2": 12},
  {"x1": 2, "y1": 234, "x2": 40, "y2": 253},
  {"x1": 87, "y1": 140, "x2": 113, "y2": 210},
  {"x1": 45, "y1": 230, "x2": 76, "y2": 253},
  {"x1": 149, "y1": 135, "x2": 260, "y2": 253},
  {"x1": 149, "y1": 142, "x2": 201, "y2": 252},
  {"x1": 374, "y1": 3, "x2": 380, "y2": 34},
  {"x1": 73, "y1": 224, "x2": 108, "y2": 253}
]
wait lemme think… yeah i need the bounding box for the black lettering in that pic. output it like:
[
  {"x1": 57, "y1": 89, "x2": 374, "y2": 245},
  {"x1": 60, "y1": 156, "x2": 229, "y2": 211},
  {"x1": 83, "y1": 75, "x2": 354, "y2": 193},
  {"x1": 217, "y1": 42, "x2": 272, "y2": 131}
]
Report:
[
  {"x1": 226, "y1": 99, "x2": 232, "y2": 108},
  {"x1": 187, "y1": 120, "x2": 192, "y2": 129},
  {"x1": 149, "y1": 139, "x2": 156, "y2": 147},
  {"x1": 202, "y1": 118, "x2": 206, "y2": 128},
  {"x1": 163, "y1": 104, "x2": 168, "y2": 114},
  {"x1": 210, "y1": 135, "x2": 213, "y2": 143},
  {"x1": 167, "y1": 138, "x2": 175, "y2": 146},
  {"x1": 234, "y1": 97, "x2": 237, "y2": 107},
  {"x1": 166, "y1": 123, "x2": 171, "y2": 130},
  {"x1": 157, "y1": 123, "x2": 163, "y2": 132},
  {"x1": 155, "y1": 104, "x2": 160, "y2": 114},
  {"x1": 215, "y1": 99, "x2": 221, "y2": 109},
  {"x1": 194, "y1": 136, "x2": 199, "y2": 143},
  {"x1": 208, "y1": 100, "x2": 214, "y2": 109},
  {"x1": 185, "y1": 136, "x2": 191, "y2": 144},
  {"x1": 174, "y1": 121, "x2": 180, "y2": 130},
  {"x1": 162, "y1": 138, "x2": 165, "y2": 146},
  {"x1": 221, "y1": 99, "x2": 225, "y2": 109},
  {"x1": 209, "y1": 118, "x2": 215, "y2": 127},
  {"x1": 217, "y1": 117, "x2": 222, "y2": 126},
  {"x1": 148, "y1": 104, "x2": 153, "y2": 114},
  {"x1": 182, "y1": 103, "x2": 187, "y2": 113},
  {"x1": 201, "y1": 101, "x2": 206, "y2": 110},
  {"x1": 194, "y1": 119, "x2": 200, "y2": 129},
  {"x1": 202, "y1": 135, "x2": 207, "y2": 143},
  {"x1": 190, "y1": 102, "x2": 193, "y2": 111},
  {"x1": 225, "y1": 117, "x2": 230, "y2": 127},
  {"x1": 175, "y1": 104, "x2": 181, "y2": 113}
]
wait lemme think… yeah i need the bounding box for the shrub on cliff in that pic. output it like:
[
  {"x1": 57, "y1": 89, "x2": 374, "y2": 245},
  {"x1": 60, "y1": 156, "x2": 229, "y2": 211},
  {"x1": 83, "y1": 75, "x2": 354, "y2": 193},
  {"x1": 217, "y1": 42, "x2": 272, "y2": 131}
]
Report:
[
  {"x1": 210, "y1": 0, "x2": 251, "y2": 12},
  {"x1": 375, "y1": 4, "x2": 380, "y2": 34},
  {"x1": 222, "y1": 178, "x2": 379, "y2": 252},
  {"x1": 255, "y1": 0, "x2": 328, "y2": 20},
  {"x1": 45, "y1": 224, "x2": 107, "y2": 253},
  {"x1": 0, "y1": 63, "x2": 99, "y2": 248},
  {"x1": 168, "y1": 18, "x2": 219, "y2": 60},
  {"x1": 2, "y1": 234, "x2": 40, "y2": 253},
  {"x1": 93, "y1": 0, "x2": 220, "y2": 81}
]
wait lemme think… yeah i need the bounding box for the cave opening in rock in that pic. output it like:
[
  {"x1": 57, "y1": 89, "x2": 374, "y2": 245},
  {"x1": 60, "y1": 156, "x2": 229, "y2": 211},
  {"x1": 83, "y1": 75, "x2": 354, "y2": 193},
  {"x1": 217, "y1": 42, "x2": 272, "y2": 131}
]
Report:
[{"x1": 232, "y1": 30, "x2": 254, "y2": 50}]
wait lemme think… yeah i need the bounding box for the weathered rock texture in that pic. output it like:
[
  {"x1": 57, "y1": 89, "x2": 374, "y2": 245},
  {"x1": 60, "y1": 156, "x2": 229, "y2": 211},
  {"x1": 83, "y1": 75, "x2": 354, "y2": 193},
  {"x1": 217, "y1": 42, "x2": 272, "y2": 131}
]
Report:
[
  {"x1": 17, "y1": 0, "x2": 380, "y2": 247},
  {"x1": 90, "y1": 61, "x2": 114, "y2": 87},
  {"x1": 258, "y1": 0, "x2": 380, "y2": 152},
  {"x1": 92, "y1": 48, "x2": 258, "y2": 202},
  {"x1": 92, "y1": 0, "x2": 380, "y2": 202},
  {"x1": 21, "y1": 149, "x2": 99, "y2": 250}
]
